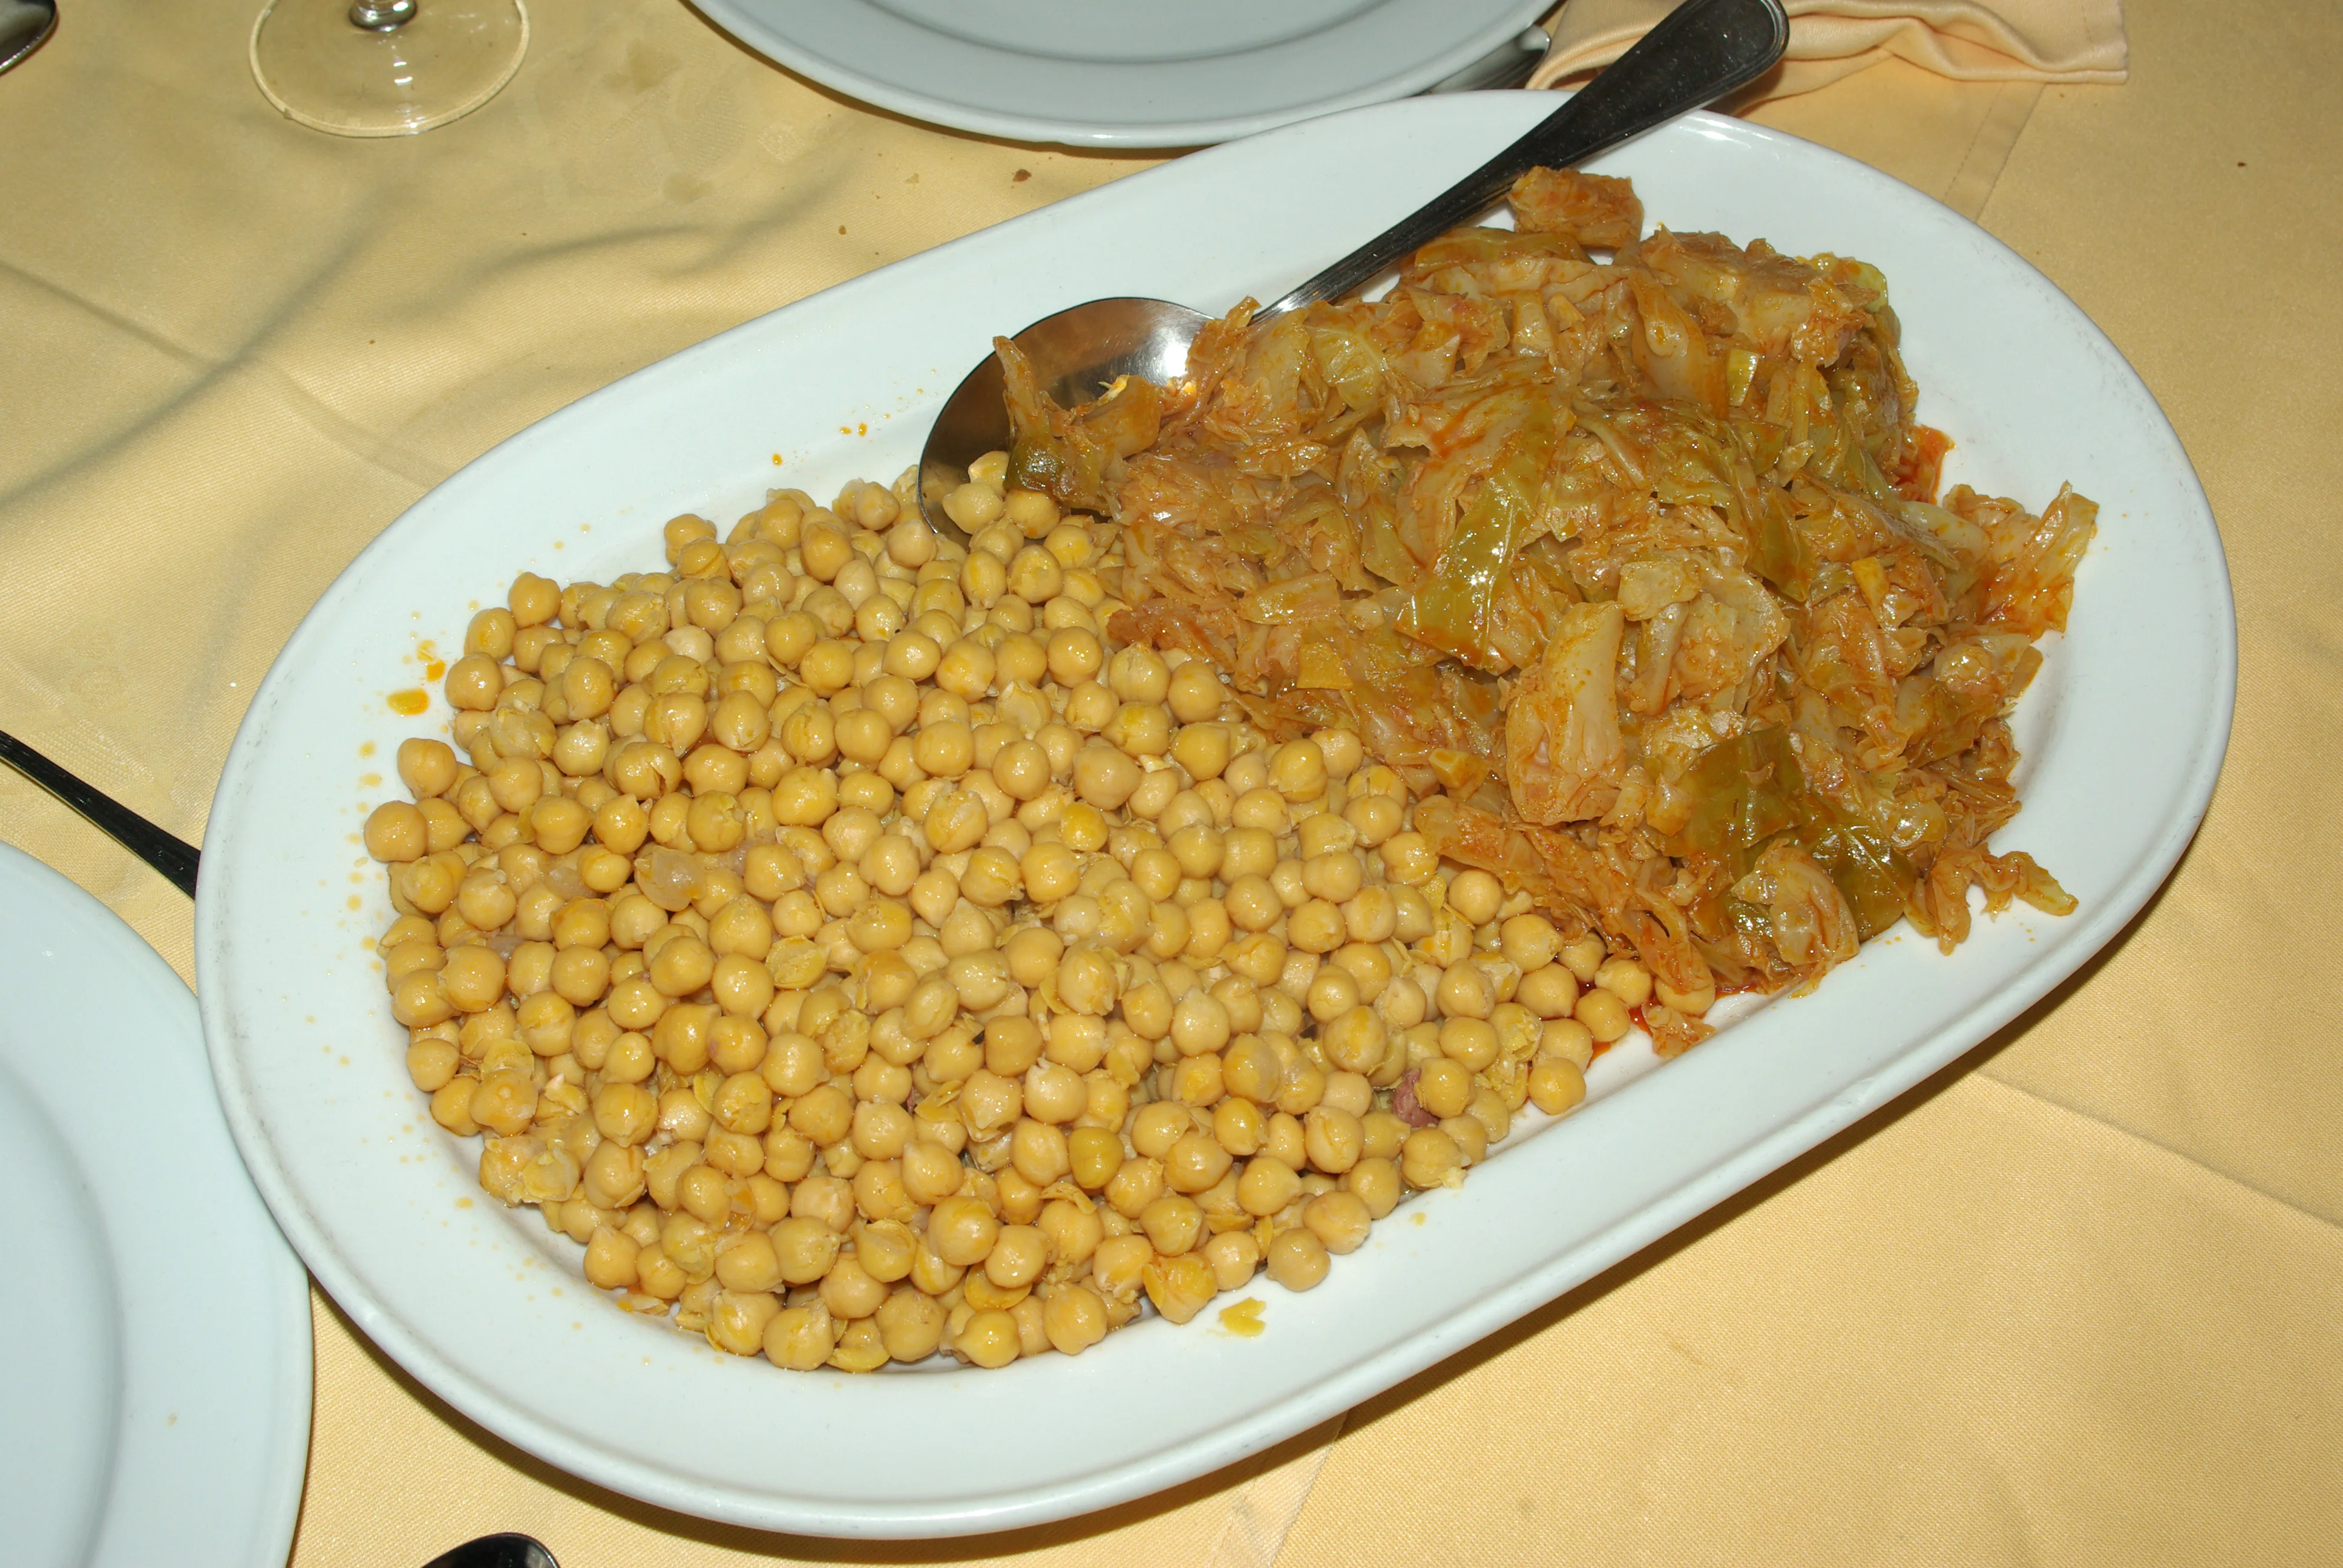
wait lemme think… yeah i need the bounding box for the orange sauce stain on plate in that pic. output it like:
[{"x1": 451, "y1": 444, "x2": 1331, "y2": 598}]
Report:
[
  {"x1": 387, "y1": 689, "x2": 428, "y2": 715},
  {"x1": 1216, "y1": 1298, "x2": 1267, "y2": 1338}
]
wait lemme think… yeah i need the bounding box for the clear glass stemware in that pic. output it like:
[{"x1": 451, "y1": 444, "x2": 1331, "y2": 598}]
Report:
[{"x1": 250, "y1": 0, "x2": 527, "y2": 137}]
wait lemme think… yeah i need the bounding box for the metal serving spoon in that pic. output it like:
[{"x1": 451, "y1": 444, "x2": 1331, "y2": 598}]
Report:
[
  {"x1": 0, "y1": 0, "x2": 57, "y2": 75},
  {"x1": 918, "y1": 0, "x2": 1788, "y2": 538}
]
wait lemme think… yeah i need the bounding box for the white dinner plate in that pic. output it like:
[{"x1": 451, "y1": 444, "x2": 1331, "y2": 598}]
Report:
[
  {"x1": 693, "y1": 0, "x2": 1551, "y2": 147},
  {"x1": 0, "y1": 844, "x2": 310, "y2": 1567},
  {"x1": 198, "y1": 94, "x2": 2232, "y2": 1538}
]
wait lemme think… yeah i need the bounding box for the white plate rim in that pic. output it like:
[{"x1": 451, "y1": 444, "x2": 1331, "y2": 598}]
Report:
[
  {"x1": 195, "y1": 94, "x2": 2235, "y2": 1538},
  {"x1": 691, "y1": 0, "x2": 1552, "y2": 148},
  {"x1": 0, "y1": 844, "x2": 312, "y2": 1568}
]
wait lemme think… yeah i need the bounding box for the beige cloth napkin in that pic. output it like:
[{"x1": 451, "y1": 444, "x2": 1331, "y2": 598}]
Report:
[{"x1": 1532, "y1": 0, "x2": 2129, "y2": 97}]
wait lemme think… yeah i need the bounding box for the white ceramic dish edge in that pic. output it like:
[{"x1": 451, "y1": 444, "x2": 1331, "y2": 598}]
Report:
[{"x1": 198, "y1": 95, "x2": 2233, "y2": 1538}]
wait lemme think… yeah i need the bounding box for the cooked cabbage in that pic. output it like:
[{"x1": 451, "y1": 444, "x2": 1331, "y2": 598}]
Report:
[{"x1": 1001, "y1": 169, "x2": 2085, "y2": 999}]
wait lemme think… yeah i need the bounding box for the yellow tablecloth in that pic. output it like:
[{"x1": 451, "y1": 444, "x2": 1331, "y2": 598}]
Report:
[{"x1": 4, "y1": 2, "x2": 2339, "y2": 1563}]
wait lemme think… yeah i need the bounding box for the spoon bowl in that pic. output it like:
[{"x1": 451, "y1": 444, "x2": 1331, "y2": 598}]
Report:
[
  {"x1": 916, "y1": 0, "x2": 1788, "y2": 539},
  {"x1": 919, "y1": 295, "x2": 1209, "y2": 530},
  {"x1": 0, "y1": 0, "x2": 57, "y2": 75}
]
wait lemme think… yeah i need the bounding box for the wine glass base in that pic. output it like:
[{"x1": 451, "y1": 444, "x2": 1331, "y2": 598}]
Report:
[{"x1": 251, "y1": 0, "x2": 528, "y2": 137}]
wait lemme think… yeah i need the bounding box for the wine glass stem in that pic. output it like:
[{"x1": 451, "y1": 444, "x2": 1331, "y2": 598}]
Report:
[{"x1": 350, "y1": 0, "x2": 414, "y2": 30}]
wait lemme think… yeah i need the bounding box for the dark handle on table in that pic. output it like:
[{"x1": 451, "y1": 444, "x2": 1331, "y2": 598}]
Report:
[
  {"x1": 1257, "y1": 0, "x2": 1789, "y2": 319},
  {"x1": 0, "y1": 728, "x2": 200, "y2": 897},
  {"x1": 421, "y1": 1532, "x2": 562, "y2": 1568}
]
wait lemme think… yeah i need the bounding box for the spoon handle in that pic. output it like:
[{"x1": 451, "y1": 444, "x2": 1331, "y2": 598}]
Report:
[
  {"x1": 1257, "y1": 0, "x2": 1788, "y2": 318},
  {"x1": 0, "y1": 729, "x2": 201, "y2": 897}
]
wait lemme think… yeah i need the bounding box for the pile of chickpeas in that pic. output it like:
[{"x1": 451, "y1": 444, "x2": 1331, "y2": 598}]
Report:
[{"x1": 361, "y1": 453, "x2": 1684, "y2": 1374}]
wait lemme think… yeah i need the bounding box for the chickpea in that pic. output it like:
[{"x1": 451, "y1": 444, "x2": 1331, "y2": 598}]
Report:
[
  {"x1": 1303, "y1": 1106, "x2": 1363, "y2": 1174},
  {"x1": 364, "y1": 801, "x2": 428, "y2": 863},
  {"x1": 500, "y1": 571, "x2": 559, "y2": 628},
  {"x1": 1560, "y1": 935, "x2": 1608, "y2": 982},
  {"x1": 1264, "y1": 1227, "x2": 1330, "y2": 1292},
  {"x1": 1594, "y1": 955, "x2": 1655, "y2": 1008},
  {"x1": 1142, "y1": 1252, "x2": 1218, "y2": 1325},
  {"x1": 1023, "y1": 1059, "x2": 1085, "y2": 1123},
  {"x1": 930, "y1": 635, "x2": 994, "y2": 701},
  {"x1": 405, "y1": 1037, "x2": 460, "y2": 1093},
  {"x1": 913, "y1": 719, "x2": 974, "y2": 780},
  {"x1": 1090, "y1": 1144, "x2": 1163, "y2": 1221},
  {"x1": 581, "y1": 1142, "x2": 644, "y2": 1209},
  {"x1": 953, "y1": 1308, "x2": 1021, "y2": 1370},
  {"x1": 990, "y1": 738, "x2": 1050, "y2": 802},
  {"x1": 1518, "y1": 962, "x2": 1581, "y2": 1019},
  {"x1": 1303, "y1": 1191, "x2": 1372, "y2": 1255},
  {"x1": 1443, "y1": 869, "x2": 1504, "y2": 928},
  {"x1": 1237, "y1": 1155, "x2": 1302, "y2": 1218},
  {"x1": 1344, "y1": 1157, "x2": 1401, "y2": 1220},
  {"x1": 1073, "y1": 745, "x2": 1141, "y2": 810},
  {"x1": 1139, "y1": 1194, "x2": 1204, "y2": 1256},
  {"x1": 1437, "y1": 1017, "x2": 1500, "y2": 1072},
  {"x1": 982, "y1": 1224, "x2": 1047, "y2": 1290},
  {"x1": 1215, "y1": 1034, "x2": 1279, "y2": 1105},
  {"x1": 443, "y1": 653, "x2": 503, "y2": 711},
  {"x1": 1171, "y1": 722, "x2": 1231, "y2": 781},
  {"x1": 1654, "y1": 974, "x2": 1718, "y2": 1014},
  {"x1": 1203, "y1": 1229, "x2": 1262, "y2": 1292},
  {"x1": 1529, "y1": 1057, "x2": 1588, "y2": 1116},
  {"x1": 928, "y1": 1195, "x2": 1000, "y2": 1268},
  {"x1": 1377, "y1": 831, "x2": 1437, "y2": 884},
  {"x1": 764, "y1": 1304, "x2": 839, "y2": 1371},
  {"x1": 1009, "y1": 1118, "x2": 1070, "y2": 1186},
  {"x1": 1574, "y1": 987, "x2": 1633, "y2": 1044},
  {"x1": 1443, "y1": 1114, "x2": 1490, "y2": 1167},
  {"x1": 582, "y1": 1226, "x2": 641, "y2": 1290},
  {"x1": 1287, "y1": 898, "x2": 1346, "y2": 955},
  {"x1": 1069, "y1": 1126, "x2": 1125, "y2": 1191},
  {"x1": 1267, "y1": 740, "x2": 1327, "y2": 803},
  {"x1": 396, "y1": 737, "x2": 460, "y2": 800},
  {"x1": 439, "y1": 946, "x2": 507, "y2": 1013},
  {"x1": 392, "y1": 969, "x2": 453, "y2": 1028},
  {"x1": 1391, "y1": 887, "x2": 1436, "y2": 944},
  {"x1": 994, "y1": 927, "x2": 1059, "y2": 992},
  {"x1": 876, "y1": 1287, "x2": 947, "y2": 1363},
  {"x1": 1165, "y1": 661, "x2": 1224, "y2": 722},
  {"x1": 821, "y1": 1256, "x2": 890, "y2": 1322},
  {"x1": 1042, "y1": 1284, "x2": 1109, "y2": 1356},
  {"x1": 1165, "y1": 1131, "x2": 1234, "y2": 1195},
  {"x1": 1211, "y1": 1098, "x2": 1265, "y2": 1158}
]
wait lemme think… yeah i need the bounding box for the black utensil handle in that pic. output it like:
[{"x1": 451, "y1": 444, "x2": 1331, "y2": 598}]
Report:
[
  {"x1": 0, "y1": 728, "x2": 200, "y2": 897},
  {"x1": 421, "y1": 1532, "x2": 562, "y2": 1568},
  {"x1": 1257, "y1": 0, "x2": 1789, "y2": 318}
]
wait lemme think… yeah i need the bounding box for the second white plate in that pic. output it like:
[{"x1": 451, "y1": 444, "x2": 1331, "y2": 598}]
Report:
[
  {"x1": 0, "y1": 845, "x2": 310, "y2": 1568},
  {"x1": 694, "y1": 0, "x2": 1552, "y2": 146}
]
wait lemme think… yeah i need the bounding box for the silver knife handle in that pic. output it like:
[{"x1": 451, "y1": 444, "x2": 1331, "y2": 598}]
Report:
[{"x1": 1258, "y1": 0, "x2": 1789, "y2": 319}]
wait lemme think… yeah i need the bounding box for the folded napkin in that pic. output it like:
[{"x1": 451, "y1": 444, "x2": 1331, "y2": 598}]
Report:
[{"x1": 1531, "y1": 0, "x2": 2128, "y2": 99}]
